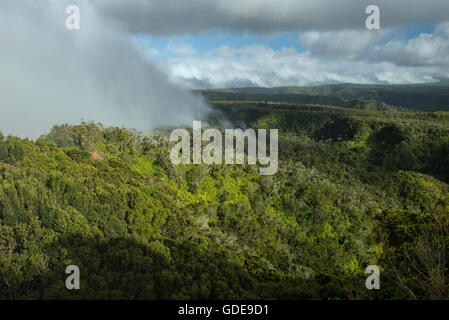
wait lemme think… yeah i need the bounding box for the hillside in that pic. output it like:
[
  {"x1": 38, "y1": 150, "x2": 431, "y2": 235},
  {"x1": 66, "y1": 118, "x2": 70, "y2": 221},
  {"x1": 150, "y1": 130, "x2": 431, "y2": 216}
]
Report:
[
  {"x1": 199, "y1": 80, "x2": 449, "y2": 112},
  {"x1": 1, "y1": 102, "x2": 448, "y2": 299}
]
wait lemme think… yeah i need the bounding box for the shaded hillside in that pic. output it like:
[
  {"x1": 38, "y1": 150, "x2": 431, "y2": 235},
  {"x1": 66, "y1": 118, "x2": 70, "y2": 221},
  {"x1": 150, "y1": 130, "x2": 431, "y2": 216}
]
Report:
[{"x1": 199, "y1": 80, "x2": 449, "y2": 111}]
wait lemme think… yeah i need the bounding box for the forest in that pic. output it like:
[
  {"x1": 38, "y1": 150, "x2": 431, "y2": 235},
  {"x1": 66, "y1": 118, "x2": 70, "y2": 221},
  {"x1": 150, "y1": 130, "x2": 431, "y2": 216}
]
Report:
[
  {"x1": 199, "y1": 81, "x2": 449, "y2": 112},
  {"x1": 0, "y1": 90, "x2": 449, "y2": 299}
]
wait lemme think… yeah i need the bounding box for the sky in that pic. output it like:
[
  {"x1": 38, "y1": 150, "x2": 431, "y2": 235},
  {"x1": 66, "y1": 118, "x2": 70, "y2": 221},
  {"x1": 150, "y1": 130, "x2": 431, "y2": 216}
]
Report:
[
  {"x1": 1, "y1": 0, "x2": 449, "y2": 137},
  {"x1": 122, "y1": 0, "x2": 449, "y2": 89}
]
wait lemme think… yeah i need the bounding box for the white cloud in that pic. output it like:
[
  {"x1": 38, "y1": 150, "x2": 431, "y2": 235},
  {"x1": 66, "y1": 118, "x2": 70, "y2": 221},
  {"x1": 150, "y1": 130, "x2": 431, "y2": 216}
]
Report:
[
  {"x1": 149, "y1": 24, "x2": 449, "y2": 89},
  {"x1": 161, "y1": 46, "x2": 440, "y2": 88},
  {"x1": 299, "y1": 30, "x2": 388, "y2": 56},
  {"x1": 0, "y1": 0, "x2": 208, "y2": 138},
  {"x1": 372, "y1": 27, "x2": 449, "y2": 67}
]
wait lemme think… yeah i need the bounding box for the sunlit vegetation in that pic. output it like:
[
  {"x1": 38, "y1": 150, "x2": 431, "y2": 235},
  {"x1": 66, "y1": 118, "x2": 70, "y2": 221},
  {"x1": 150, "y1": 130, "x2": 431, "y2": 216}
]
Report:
[{"x1": 1, "y1": 97, "x2": 448, "y2": 299}]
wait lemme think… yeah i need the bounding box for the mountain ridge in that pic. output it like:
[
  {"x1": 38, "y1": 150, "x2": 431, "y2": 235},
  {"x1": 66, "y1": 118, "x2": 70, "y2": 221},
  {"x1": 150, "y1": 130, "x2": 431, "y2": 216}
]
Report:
[{"x1": 198, "y1": 80, "x2": 449, "y2": 112}]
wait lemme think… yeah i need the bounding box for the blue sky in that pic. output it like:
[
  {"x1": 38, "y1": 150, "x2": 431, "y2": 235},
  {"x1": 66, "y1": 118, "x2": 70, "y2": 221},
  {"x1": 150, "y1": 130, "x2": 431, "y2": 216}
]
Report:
[
  {"x1": 134, "y1": 30, "x2": 307, "y2": 56},
  {"x1": 134, "y1": 23, "x2": 436, "y2": 57}
]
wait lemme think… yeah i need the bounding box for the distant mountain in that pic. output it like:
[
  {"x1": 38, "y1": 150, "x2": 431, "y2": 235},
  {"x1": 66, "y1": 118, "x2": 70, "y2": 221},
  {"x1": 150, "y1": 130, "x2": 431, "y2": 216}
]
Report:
[
  {"x1": 198, "y1": 91, "x2": 346, "y2": 107},
  {"x1": 198, "y1": 80, "x2": 449, "y2": 112}
]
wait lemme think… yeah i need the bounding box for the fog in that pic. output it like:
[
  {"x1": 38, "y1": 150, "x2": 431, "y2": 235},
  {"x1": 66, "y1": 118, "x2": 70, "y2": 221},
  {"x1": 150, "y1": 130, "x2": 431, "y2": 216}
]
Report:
[{"x1": 0, "y1": 0, "x2": 209, "y2": 139}]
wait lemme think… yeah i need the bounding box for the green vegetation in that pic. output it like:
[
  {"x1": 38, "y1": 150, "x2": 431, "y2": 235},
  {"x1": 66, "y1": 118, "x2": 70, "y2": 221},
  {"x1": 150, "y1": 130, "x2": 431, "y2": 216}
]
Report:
[
  {"x1": 1, "y1": 97, "x2": 449, "y2": 299},
  {"x1": 199, "y1": 80, "x2": 449, "y2": 111}
]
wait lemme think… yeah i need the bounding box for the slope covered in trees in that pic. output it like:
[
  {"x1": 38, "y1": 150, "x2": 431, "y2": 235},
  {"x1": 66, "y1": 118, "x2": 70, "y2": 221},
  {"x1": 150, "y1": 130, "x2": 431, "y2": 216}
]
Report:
[
  {"x1": 199, "y1": 80, "x2": 449, "y2": 112},
  {"x1": 0, "y1": 100, "x2": 448, "y2": 299}
]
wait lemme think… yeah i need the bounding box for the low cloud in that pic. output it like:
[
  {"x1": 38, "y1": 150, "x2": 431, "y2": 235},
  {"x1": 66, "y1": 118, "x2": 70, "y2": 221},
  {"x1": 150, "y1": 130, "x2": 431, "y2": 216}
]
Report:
[
  {"x1": 0, "y1": 1, "x2": 208, "y2": 138},
  {"x1": 157, "y1": 25, "x2": 449, "y2": 88}
]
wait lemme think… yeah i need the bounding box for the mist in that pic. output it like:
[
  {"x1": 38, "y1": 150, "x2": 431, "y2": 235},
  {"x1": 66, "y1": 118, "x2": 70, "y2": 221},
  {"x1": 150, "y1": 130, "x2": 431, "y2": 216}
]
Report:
[{"x1": 0, "y1": 0, "x2": 209, "y2": 139}]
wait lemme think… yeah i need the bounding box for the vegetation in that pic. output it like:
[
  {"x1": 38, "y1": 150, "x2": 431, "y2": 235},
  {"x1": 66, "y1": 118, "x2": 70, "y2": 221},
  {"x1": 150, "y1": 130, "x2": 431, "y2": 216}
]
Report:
[
  {"x1": 199, "y1": 80, "x2": 449, "y2": 111},
  {"x1": 1, "y1": 96, "x2": 449, "y2": 299}
]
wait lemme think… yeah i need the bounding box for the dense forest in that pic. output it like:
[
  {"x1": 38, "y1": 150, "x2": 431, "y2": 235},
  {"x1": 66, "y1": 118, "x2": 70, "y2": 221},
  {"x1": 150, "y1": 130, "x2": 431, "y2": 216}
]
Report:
[
  {"x1": 1, "y1": 95, "x2": 449, "y2": 299},
  {"x1": 199, "y1": 81, "x2": 449, "y2": 112}
]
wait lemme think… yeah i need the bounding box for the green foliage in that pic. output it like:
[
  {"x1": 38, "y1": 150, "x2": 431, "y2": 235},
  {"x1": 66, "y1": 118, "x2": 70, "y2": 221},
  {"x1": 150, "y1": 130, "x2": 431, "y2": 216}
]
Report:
[
  {"x1": 200, "y1": 81, "x2": 449, "y2": 111},
  {"x1": 0, "y1": 134, "x2": 25, "y2": 164},
  {"x1": 1, "y1": 93, "x2": 449, "y2": 300}
]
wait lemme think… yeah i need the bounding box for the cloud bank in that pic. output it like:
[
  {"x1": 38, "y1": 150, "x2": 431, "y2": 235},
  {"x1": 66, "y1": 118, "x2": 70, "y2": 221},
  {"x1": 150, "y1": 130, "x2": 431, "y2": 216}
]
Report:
[
  {"x1": 89, "y1": 0, "x2": 449, "y2": 89},
  {"x1": 94, "y1": 0, "x2": 449, "y2": 35},
  {"x1": 150, "y1": 25, "x2": 449, "y2": 88},
  {"x1": 0, "y1": 1, "x2": 208, "y2": 138}
]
